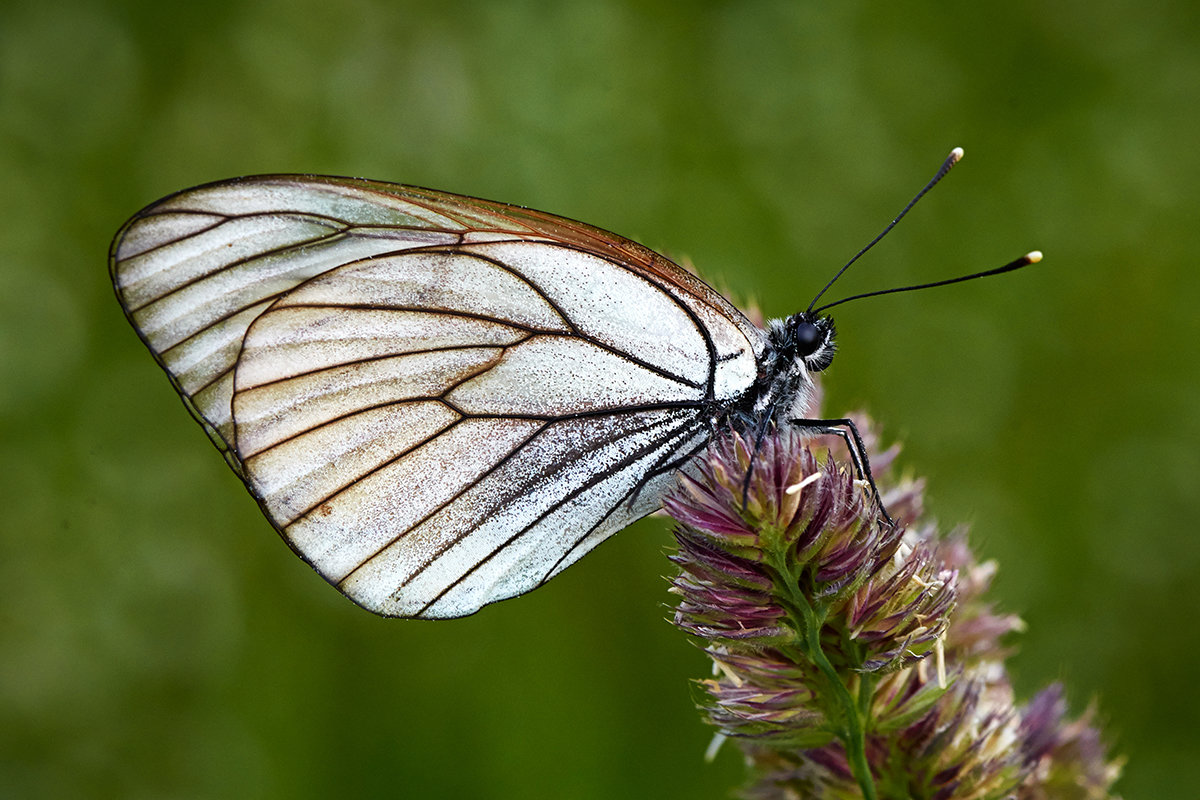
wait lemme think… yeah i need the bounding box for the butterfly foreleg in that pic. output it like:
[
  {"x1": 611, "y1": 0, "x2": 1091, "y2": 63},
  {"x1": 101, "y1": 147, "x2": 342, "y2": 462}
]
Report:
[{"x1": 787, "y1": 416, "x2": 894, "y2": 527}]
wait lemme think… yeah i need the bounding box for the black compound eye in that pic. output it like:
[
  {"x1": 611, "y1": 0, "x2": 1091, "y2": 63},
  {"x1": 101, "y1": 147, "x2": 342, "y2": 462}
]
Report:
[
  {"x1": 788, "y1": 315, "x2": 836, "y2": 372},
  {"x1": 794, "y1": 321, "x2": 822, "y2": 356}
]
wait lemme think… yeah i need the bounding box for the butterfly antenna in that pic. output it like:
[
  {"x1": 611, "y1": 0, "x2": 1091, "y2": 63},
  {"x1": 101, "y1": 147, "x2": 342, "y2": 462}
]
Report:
[
  {"x1": 813, "y1": 251, "x2": 1042, "y2": 313},
  {"x1": 806, "y1": 147, "x2": 964, "y2": 313}
]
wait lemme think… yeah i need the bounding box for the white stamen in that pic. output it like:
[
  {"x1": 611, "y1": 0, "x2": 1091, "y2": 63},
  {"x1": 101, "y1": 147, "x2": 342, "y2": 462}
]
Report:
[
  {"x1": 712, "y1": 658, "x2": 745, "y2": 687},
  {"x1": 785, "y1": 471, "x2": 823, "y2": 495},
  {"x1": 704, "y1": 733, "x2": 728, "y2": 762},
  {"x1": 936, "y1": 637, "x2": 947, "y2": 688}
]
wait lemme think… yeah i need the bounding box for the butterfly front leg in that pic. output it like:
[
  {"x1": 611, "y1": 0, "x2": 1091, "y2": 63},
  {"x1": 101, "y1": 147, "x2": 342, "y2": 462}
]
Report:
[{"x1": 788, "y1": 416, "x2": 894, "y2": 527}]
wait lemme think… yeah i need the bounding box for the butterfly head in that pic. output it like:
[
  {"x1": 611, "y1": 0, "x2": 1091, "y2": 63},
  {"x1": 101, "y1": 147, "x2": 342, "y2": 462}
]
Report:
[{"x1": 783, "y1": 312, "x2": 837, "y2": 374}]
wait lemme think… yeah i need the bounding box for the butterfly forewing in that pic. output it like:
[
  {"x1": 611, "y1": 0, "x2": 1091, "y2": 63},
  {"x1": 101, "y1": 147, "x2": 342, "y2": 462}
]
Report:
[{"x1": 111, "y1": 175, "x2": 762, "y2": 617}]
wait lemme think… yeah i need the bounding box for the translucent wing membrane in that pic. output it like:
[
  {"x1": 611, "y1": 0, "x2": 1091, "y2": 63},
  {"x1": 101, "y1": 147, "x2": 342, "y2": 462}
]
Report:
[{"x1": 111, "y1": 175, "x2": 762, "y2": 617}]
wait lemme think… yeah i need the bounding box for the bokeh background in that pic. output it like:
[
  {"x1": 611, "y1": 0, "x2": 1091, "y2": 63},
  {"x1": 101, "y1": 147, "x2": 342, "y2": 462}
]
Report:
[{"x1": 3, "y1": 1, "x2": 1197, "y2": 797}]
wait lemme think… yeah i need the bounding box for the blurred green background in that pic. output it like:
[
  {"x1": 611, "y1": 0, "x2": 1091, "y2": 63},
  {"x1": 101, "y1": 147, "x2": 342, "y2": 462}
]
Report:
[{"x1": 3, "y1": 1, "x2": 1197, "y2": 797}]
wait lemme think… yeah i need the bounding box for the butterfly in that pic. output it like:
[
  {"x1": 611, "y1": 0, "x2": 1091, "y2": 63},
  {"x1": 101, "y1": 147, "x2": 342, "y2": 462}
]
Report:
[{"x1": 109, "y1": 151, "x2": 1036, "y2": 619}]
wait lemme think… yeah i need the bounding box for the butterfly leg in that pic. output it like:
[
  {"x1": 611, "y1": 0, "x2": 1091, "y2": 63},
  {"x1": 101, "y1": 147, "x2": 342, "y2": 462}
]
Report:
[
  {"x1": 736, "y1": 410, "x2": 781, "y2": 510},
  {"x1": 788, "y1": 416, "x2": 894, "y2": 527}
]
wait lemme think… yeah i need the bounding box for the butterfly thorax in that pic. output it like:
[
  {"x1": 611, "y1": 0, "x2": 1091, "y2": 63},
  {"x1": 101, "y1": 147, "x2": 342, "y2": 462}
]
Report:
[{"x1": 744, "y1": 313, "x2": 837, "y2": 425}]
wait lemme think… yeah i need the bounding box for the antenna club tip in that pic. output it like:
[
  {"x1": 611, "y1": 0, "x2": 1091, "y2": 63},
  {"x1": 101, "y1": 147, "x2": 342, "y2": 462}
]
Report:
[
  {"x1": 1026, "y1": 250, "x2": 1043, "y2": 264},
  {"x1": 949, "y1": 146, "x2": 964, "y2": 162}
]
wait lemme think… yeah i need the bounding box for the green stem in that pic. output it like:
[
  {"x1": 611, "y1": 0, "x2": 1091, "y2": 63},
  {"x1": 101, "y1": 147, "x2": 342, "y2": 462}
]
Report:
[
  {"x1": 770, "y1": 557, "x2": 877, "y2": 800},
  {"x1": 859, "y1": 671, "x2": 877, "y2": 720}
]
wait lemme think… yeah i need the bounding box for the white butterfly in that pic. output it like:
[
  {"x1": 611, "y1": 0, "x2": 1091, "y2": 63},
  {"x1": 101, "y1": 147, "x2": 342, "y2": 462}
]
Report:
[{"x1": 110, "y1": 157, "x2": 1035, "y2": 619}]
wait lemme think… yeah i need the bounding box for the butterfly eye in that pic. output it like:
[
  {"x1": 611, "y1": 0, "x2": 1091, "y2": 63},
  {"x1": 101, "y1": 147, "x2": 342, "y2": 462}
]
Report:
[
  {"x1": 787, "y1": 316, "x2": 835, "y2": 372},
  {"x1": 794, "y1": 321, "x2": 823, "y2": 356}
]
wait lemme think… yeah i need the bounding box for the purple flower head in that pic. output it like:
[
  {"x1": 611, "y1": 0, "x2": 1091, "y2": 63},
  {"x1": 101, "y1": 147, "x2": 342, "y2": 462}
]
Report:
[
  {"x1": 1016, "y1": 685, "x2": 1125, "y2": 800},
  {"x1": 665, "y1": 427, "x2": 903, "y2": 604},
  {"x1": 664, "y1": 415, "x2": 1122, "y2": 799}
]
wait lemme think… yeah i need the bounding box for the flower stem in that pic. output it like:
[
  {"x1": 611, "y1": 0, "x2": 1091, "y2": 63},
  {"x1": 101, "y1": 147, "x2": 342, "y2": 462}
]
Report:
[
  {"x1": 805, "y1": 614, "x2": 876, "y2": 800},
  {"x1": 769, "y1": 555, "x2": 877, "y2": 800}
]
